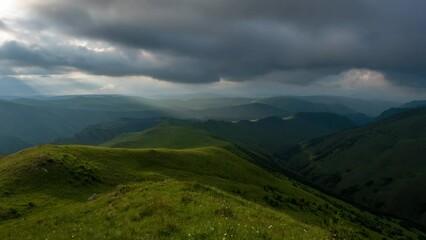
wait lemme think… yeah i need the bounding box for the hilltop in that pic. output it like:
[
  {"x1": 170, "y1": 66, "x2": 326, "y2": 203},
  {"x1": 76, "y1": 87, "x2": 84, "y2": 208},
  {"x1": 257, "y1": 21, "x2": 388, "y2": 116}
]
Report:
[{"x1": 0, "y1": 144, "x2": 420, "y2": 239}]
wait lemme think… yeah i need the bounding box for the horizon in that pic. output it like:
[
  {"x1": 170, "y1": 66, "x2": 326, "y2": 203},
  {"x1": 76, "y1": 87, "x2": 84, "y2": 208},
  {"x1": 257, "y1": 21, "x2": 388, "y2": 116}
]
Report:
[{"x1": 0, "y1": 92, "x2": 406, "y2": 104}]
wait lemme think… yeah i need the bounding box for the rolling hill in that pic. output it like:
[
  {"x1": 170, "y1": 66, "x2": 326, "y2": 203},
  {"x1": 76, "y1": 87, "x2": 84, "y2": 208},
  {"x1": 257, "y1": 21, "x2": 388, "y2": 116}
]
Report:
[
  {"x1": 63, "y1": 112, "x2": 355, "y2": 156},
  {"x1": 0, "y1": 144, "x2": 421, "y2": 239},
  {"x1": 102, "y1": 125, "x2": 229, "y2": 149},
  {"x1": 281, "y1": 107, "x2": 426, "y2": 227},
  {"x1": 0, "y1": 94, "x2": 383, "y2": 155}
]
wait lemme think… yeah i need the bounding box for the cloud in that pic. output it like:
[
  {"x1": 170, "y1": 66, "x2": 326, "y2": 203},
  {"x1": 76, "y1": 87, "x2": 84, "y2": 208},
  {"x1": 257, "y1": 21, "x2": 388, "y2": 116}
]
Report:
[
  {"x1": 18, "y1": 0, "x2": 424, "y2": 87},
  {"x1": 0, "y1": 0, "x2": 424, "y2": 102},
  {"x1": 0, "y1": 40, "x2": 224, "y2": 83}
]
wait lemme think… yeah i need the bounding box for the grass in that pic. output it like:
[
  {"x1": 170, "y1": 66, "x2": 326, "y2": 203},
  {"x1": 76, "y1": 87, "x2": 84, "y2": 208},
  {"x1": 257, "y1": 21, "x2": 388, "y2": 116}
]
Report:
[
  {"x1": 102, "y1": 125, "x2": 229, "y2": 149},
  {"x1": 0, "y1": 145, "x2": 422, "y2": 239},
  {"x1": 0, "y1": 180, "x2": 330, "y2": 240}
]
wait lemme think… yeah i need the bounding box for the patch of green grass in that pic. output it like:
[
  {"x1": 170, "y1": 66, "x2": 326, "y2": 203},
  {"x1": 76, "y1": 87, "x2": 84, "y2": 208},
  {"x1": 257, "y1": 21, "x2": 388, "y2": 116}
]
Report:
[
  {"x1": 0, "y1": 145, "x2": 422, "y2": 239},
  {"x1": 102, "y1": 125, "x2": 229, "y2": 149},
  {"x1": 0, "y1": 180, "x2": 331, "y2": 240}
]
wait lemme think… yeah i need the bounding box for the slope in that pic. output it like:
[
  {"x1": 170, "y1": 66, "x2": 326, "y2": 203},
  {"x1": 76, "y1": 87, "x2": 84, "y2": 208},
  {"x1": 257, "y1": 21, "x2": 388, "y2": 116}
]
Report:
[
  {"x1": 102, "y1": 124, "x2": 229, "y2": 149},
  {"x1": 281, "y1": 107, "x2": 426, "y2": 227},
  {"x1": 0, "y1": 180, "x2": 329, "y2": 240},
  {"x1": 0, "y1": 145, "x2": 420, "y2": 239},
  {"x1": 78, "y1": 112, "x2": 354, "y2": 155}
]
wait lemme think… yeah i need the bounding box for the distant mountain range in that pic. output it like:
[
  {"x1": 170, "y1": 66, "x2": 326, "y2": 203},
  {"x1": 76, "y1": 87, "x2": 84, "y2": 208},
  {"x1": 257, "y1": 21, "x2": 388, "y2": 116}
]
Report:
[
  {"x1": 0, "y1": 94, "x2": 411, "y2": 155},
  {"x1": 59, "y1": 112, "x2": 355, "y2": 154}
]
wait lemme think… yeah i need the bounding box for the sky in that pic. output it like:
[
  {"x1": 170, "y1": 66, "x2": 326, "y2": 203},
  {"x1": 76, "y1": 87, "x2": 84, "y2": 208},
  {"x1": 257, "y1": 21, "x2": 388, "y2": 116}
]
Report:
[{"x1": 0, "y1": 0, "x2": 426, "y2": 101}]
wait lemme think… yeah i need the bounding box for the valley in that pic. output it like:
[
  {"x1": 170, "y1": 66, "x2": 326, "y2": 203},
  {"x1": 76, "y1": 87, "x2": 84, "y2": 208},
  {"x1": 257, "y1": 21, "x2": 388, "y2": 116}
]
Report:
[{"x1": 0, "y1": 94, "x2": 424, "y2": 240}]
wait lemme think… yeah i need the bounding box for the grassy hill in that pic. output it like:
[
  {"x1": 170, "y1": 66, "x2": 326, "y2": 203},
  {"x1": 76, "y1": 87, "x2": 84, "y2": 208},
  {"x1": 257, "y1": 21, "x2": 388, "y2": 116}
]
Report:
[
  {"x1": 0, "y1": 145, "x2": 421, "y2": 239},
  {"x1": 72, "y1": 112, "x2": 352, "y2": 153},
  {"x1": 281, "y1": 107, "x2": 426, "y2": 228},
  {"x1": 57, "y1": 112, "x2": 355, "y2": 157},
  {"x1": 102, "y1": 125, "x2": 229, "y2": 149}
]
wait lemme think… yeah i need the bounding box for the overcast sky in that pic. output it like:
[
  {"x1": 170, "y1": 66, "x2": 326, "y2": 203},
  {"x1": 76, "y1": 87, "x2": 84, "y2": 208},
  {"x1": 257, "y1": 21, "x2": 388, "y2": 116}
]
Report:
[{"x1": 0, "y1": 0, "x2": 426, "y2": 100}]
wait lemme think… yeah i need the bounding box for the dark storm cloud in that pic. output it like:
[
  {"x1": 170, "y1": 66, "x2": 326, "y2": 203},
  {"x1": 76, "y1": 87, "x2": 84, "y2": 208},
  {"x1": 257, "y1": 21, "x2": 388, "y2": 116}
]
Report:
[
  {"x1": 0, "y1": 40, "x2": 141, "y2": 74},
  {"x1": 13, "y1": 0, "x2": 426, "y2": 85},
  {"x1": 0, "y1": 40, "x2": 221, "y2": 83}
]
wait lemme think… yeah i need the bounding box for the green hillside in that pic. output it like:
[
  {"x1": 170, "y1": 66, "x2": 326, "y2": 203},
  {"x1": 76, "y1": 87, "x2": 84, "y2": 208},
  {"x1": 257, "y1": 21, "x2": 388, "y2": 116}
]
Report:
[
  {"x1": 281, "y1": 107, "x2": 426, "y2": 227},
  {"x1": 0, "y1": 145, "x2": 419, "y2": 239},
  {"x1": 57, "y1": 112, "x2": 355, "y2": 157},
  {"x1": 1, "y1": 180, "x2": 330, "y2": 240},
  {"x1": 102, "y1": 125, "x2": 229, "y2": 149}
]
